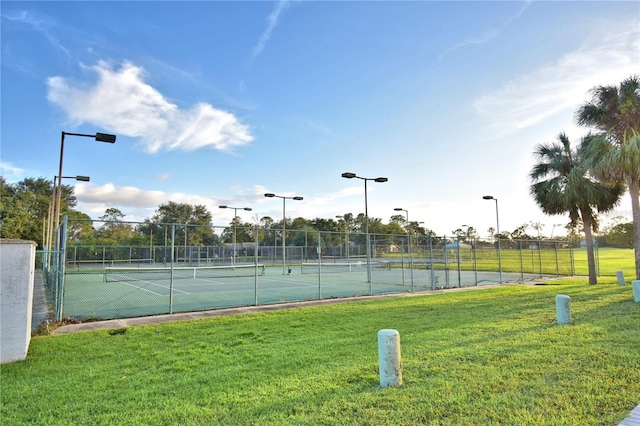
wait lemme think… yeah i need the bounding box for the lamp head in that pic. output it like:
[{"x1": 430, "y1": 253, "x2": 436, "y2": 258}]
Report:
[
  {"x1": 293, "y1": 196, "x2": 303, "y2": 201},
  {"x1": 95, "y1": 133, "x2": 116, "y2": 143},
  {"x1": 264, "y1": 193, "x2": 275, "y2": 198},
  {"x1": 394, "y1": 208, "x2": 403, "y2": 211},
  {"x1": 219, "y1": 205, "x2": 227, "y2": 209},
  {"x1": 482, "y1": 195, "x2": 494, "y2": 200},
  {"x1": 76, "y1": 176, "x2": 90, "y2": 182},
  {"x1": 374, "y1": 177, "x2": 388, "y2": 183},
  {"x1": 341, "y1": 172, "x2": 356, "y2": 179},
  {"x1": 244, "y1": 207, "x2": 253, "y2": 211}
]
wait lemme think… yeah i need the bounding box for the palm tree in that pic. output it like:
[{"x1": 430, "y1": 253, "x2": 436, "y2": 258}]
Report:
[
  {"x1": 530, "y1": 133, "x2": 624, "y2": 284},
  {"x1": 576, "y1": 75, "x2": 640, "y2": 279}
]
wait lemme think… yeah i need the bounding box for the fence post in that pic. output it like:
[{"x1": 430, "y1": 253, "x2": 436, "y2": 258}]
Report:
[
  {"x1": 538, "y1": 238, "x2": 543, "y2": 278},
  {"x1": 519, "y1": 241, "x2": 524, "y2": 282},
  {"x1": 473, "y1": 238, "x2": 478, "y2": 286},
  {"x1": 429, "y1": 236, "x2": 435, "y2": 290},
  {"x1": 57, "y1": 215, "x2": 68, "y2": 322},
  {"x1": 570, "y1": 246, "x2": 575, "y2": 276},
  {"x1": 456, "y1": 238, "x2": 461, "y2": 288},
  {"x1": 443, "y1": 235, "x2": 449, "y2": 289},
  {"x1": 169, "y1": 224, "x2": 175, "y2": 314},
  {"x1": 409, "y1": 234, "x2": 414, "y2": 291},
  {"x1": 400, "y1": 239, "x2": 405, "y2": 286},
  {"x1": 318, "y1": 231, "x2": 322, "y2": 299},
  {"x1": 255, "y1": 224, "x2": 259, "y2": 306}
]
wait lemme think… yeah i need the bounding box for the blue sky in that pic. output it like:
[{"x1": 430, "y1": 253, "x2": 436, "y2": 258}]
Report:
[{"x1": 2, "y1": 1, "x2": 638, "y2": 237}]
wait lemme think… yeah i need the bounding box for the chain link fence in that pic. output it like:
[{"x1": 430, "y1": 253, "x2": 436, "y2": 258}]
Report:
[{"x1": 40, "y1": 217, "x2": 577, "y2": 321}]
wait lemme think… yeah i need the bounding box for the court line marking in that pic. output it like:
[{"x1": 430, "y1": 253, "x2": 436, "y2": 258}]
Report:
[{"x1": 114, "y1": 280, "x2": 190, "y2": 295}]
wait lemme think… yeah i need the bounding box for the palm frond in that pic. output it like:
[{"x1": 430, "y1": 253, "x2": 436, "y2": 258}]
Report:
[{"x1": 530, "y1": 132, "x2": 624, "y2": 232}]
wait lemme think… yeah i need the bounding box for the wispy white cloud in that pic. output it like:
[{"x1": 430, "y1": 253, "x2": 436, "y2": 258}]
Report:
[
  {"x1": 301, "y1": 117, "x2": 333, "y2": 137},
  {"x1": 438, "y1": 29, "x2": 499, "y2": 61},
  {"x1": 0, "y1": 161, "x2": 26, "y2": 182},
  {"x1": 2, "y1": 10, "x2": 70, "y2": 56},
  {"x1": 503, "y1": 0, "x2": 532, "y2": 27},
  {"x1": 250, "y1": 0, "x2": 290, "y2": 62},
  {"x1": 473, "y1": 27, "x2": 640, "y2": 139},
  {"x1": 47, "y1": 61, "x2": 254, "y2": 153},
  {"x1": 439, "y1": 1, "x2": 531, "y2": 60}
]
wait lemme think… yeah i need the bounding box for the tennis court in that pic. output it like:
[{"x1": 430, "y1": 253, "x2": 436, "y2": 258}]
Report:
[
  {"x1": 41, "y1": 221, "x2": 574, "y2": 321},
  {"x1": 59, "y1": 261, "x2": 539, "y2": 320}
]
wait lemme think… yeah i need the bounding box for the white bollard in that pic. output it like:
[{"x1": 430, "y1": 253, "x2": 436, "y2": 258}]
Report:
[
  {"x1": 378, "y1": 329, "x2": 402, "y2": 388},
  {"x1": 556, "y1": 295, "x2": 571, "y2": 325},
  {"x1": 616, "y1": 270, "x2": 625, "y2": 286},
  {"x1": 632, "y1": 280, "x2": 640, "y2": 303}
]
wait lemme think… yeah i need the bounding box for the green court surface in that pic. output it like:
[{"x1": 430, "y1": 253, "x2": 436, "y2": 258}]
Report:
[{"x1": 61, "y1": 264, "x2": 542, "y2": 320}]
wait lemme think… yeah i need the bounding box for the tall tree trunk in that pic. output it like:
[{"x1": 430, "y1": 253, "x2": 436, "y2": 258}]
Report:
[
  {"x1": 582, "y1": 214, "x2": 598, "y2": 285},
  {"x1": 629, "y1": 180, "x2": 640, "y2": 280}
]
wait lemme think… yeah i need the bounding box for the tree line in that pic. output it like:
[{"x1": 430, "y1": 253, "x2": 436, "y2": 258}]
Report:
[
  {"x1": 1, "y1": 174, "x2": 634, "y2": 251},
  {"x1": 0, "y1": 184, "x2": 427, "y2": 249}
]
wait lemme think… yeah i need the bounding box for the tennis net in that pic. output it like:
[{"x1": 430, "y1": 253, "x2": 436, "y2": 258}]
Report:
[
  {"x1": 104, "y1": 264, "x2": 266, "y2": 282},
  {"x1": 300, "y1": 261, "x2": 388, "y2": 274}
]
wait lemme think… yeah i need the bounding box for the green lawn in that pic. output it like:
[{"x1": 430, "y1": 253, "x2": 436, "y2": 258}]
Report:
[
  {"x1": 2, "y1": 279, "x2": 639, "y2": 425},
  {"x1": 406, "y1": 247, "x2": 636, "y2": 279},
  {"x1": 572, "y1": 247, "x2": 636, "y2": 277}
]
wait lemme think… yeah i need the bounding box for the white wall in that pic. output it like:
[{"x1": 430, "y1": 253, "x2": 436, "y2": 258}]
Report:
[{"x1": 1, "y1": 239, "x2": 36, "y2": 364}]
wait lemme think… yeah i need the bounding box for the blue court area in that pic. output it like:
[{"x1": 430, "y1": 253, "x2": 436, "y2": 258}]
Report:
[{"x1": 61, "y1": 263, "x2": 540, "y2": 320}]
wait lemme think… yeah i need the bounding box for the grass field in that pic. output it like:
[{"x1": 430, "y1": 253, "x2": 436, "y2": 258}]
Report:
[
  {"x1": 2, "y1": 278, "x2": 639, "y2": 425},
  {"x1": 416, "y1": 247, "x2": 636, "y2": 279},
  {"x1": 572, "y1": 247, "x2": 636, "y2": 277}
]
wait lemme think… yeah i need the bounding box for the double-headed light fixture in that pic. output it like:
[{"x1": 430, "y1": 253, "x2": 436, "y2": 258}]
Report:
[
  {"x1": 335, "y1": 215, "x2": 351, "y2": 262},
  {"x1": 46, "y1": 175, "x2": 90, "y2": 251},
  {"x1": 341, "y1": 172, "x2": 388, "y2": 287},
  {"x1": 219, "y1": 205, "x2": 252, "y2": 267},
  {"x1": 264, "y1": 193, "x2": 303, "y2": 275},
  {"x1": 393, "y1": 207, "x2": 409, "y2": 224}
]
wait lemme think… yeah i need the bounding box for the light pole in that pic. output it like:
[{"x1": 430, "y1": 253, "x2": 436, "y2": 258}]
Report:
[
  {"x1": 341, "y1": 172, "x2": 388, "y2": 288},
  {"x1": 394, "y1": 208, "x2": 410, "y2": 249},
  {"x1": 393, "y1": 208, "x2": 409, "y2": 226},
  {"x1": 461, "y1": 224, "x2": 468, "y2": 241},
  {"x1": 219, "y1": 205, "x2": 252, "y2": 267},
  {"x1": 394, "y1": 207, "x2": 413, "y2": 287},
  {"x1": 336, "y1": 215, "x2": 350, "y2": 262},
  {"x1": 55, "y1": 131, "x2": 116, "y2": 249},
  {"x1": 483, "y1": 195, "x2": 502, "y2": 283},
  {"x1": 550, "y1": 223, "x2": 563, "y2": 239},
  {"x1": 47, "y1": 175, "x2": 90, "y2": 251},
  {"x1": 264, "y1": 193, "x2": 303, "y2": 274}
]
